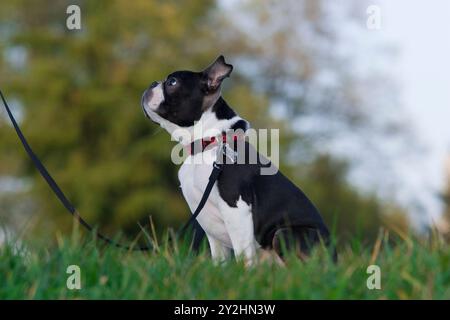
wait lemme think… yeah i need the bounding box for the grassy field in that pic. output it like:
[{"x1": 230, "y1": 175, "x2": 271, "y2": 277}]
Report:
[{"x1": 1, "y1": 229, "x2": 449, "y2": 299}]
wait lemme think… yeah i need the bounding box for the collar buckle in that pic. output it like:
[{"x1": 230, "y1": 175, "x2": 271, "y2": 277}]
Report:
[{"x1": 219, "y1": 140, "x2": 238, "y2": 164}]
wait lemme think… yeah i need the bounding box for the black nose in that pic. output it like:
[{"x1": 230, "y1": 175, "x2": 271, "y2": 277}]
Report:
[{"x1": 150, "y1": 81, "x2": 158, "y2": 89}]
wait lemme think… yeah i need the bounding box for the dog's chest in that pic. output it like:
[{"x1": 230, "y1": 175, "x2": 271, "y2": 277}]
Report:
[{"x1": 178, "y1": 148, "x2": 232, "y2": 247}]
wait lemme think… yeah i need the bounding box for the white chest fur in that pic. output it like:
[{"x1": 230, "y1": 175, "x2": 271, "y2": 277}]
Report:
[{"x1": 178, "y1": 147, "x2": 233, "y2": 247}]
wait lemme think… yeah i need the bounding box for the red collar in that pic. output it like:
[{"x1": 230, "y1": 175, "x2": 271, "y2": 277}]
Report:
[{"x1": 188, "y1": 133, "x2": 239, "y2": 155}]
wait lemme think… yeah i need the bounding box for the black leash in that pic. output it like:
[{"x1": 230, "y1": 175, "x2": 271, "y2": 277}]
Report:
[
  {"x1": 178, "y1": 162, "x2": 223, "y2": 236},
  {"x1": 0, "y1": 89, "x2": 221, "y2": 251}
]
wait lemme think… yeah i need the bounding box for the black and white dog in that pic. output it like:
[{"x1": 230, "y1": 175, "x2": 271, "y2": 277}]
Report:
[{"x1": 141, "y1": 56, "x2": 332, "y2": 265}]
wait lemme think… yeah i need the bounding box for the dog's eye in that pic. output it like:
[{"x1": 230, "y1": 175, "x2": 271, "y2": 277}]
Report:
[{"x1": 167, "y1": 77, "x2": 177, "y2": 86}]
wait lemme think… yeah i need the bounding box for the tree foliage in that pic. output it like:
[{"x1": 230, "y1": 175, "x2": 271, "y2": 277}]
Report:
[{"x1": 0, "y1": 0, "x2": 409, "y2": 244}]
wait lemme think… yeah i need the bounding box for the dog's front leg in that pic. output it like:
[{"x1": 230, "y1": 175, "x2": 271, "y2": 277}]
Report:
[
  {"x1": 220, "y1": 198, "x2": 257, "y2": 267},
  {"x1": 206, "y1": 234, "x2": 231, "y2": 265}
]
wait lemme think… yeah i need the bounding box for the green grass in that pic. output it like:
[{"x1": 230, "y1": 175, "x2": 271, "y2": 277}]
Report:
[{"x1": 1, "y1": 229, "x2": 449, "y2": 299}]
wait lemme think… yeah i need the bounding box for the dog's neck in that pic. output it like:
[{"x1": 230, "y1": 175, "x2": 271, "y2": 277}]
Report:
[{"x1": 167, "y1": 97, "x2": 248, "y2": 146}]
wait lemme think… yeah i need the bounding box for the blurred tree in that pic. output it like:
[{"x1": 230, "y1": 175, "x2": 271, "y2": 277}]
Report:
[
  {"x1": 216, "y1": 0, "x2": 412, "y2": 239},
  {"x1": 294, "y1": 154, "x2": 409, "y2": 243},
  {"x1": 0, "y1": 0, "x2": 409, "y2": 244},
  {"x1": 218, "y1": 0, "x2": 413, "y2": 176},
  {"x1": 0, "y1": 0, "x2": 270, "y2": 240}
]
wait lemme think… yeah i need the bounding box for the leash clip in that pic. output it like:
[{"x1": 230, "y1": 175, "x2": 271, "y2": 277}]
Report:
[{"x1": 221, "y1": 142, "x2": 237, "y2": 164}]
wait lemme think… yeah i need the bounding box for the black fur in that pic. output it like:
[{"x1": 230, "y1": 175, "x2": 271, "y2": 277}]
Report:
[
  {"x1": 142, "y1": 56, "x2": 334, "y2": 260},
  {"x1": 212, "y1": 96, "x2": 236, "y2": 120},
  {"x1": 213, "y1": 106, "x2": 331, "y2": 257},
  {"x1": 158, "y1": 71, "x2": 205, "y2": 127}
]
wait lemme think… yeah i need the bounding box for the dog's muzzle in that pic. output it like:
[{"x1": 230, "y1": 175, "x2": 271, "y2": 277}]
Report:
[{"x1": 141, "y1": 81, "x2": 162, "y2": 119}]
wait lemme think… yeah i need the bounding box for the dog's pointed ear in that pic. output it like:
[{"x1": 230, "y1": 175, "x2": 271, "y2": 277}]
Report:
[{"x1": 201, "y1": 55, "x2": 233, "y2": 93}]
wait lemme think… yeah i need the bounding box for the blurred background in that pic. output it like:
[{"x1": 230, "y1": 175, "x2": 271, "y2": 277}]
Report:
[{"x1": 0, "y1": 0, "x2": 449, "y2": 246}]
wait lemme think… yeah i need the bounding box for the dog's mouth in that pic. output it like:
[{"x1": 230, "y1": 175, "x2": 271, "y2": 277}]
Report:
[
  {"x1": 141, "y1": 98, "x2": 162, "y2": 125},
  {"x1": 141, "y1": 82, "x2": 166, "y2": 124},
  {"x1": 141, "y1": 91, "x2": 151, "y2": 119}
]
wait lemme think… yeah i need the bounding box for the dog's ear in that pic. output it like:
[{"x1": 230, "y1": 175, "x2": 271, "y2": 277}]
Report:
[{"x1": 201, "y1": 55, "x2": 233, "y2": 93}]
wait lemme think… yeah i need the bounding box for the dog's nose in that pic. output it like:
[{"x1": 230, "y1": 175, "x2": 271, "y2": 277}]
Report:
[{"x1": 150, "y1": 81, "x2": 159, "y2": 89}]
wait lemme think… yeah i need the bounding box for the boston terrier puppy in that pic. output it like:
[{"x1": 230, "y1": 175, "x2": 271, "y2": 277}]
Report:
[{"x1": 141, "y1": 56, "x2": 333, "y2": 265}]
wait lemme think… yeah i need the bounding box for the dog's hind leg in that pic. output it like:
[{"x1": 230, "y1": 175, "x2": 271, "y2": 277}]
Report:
[{"x1": 272, "y1": 227, "x2": 326, "y2": 261}]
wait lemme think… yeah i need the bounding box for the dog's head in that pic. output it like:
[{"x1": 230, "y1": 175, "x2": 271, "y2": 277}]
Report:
[{"x1": 141, "y1": 55, "x2": 233, "y2": 130}]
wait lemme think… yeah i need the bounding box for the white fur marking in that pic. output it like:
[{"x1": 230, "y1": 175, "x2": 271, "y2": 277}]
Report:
[
  {"x1": 219, "y1": 197, "x2": 258, "y2": 266},
  {"x1": 145, "y1": 85, "x2": 256, "y2": 264}
]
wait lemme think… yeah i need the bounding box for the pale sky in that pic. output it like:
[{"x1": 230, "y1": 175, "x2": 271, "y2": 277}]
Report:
[{"x1": 379, "y1": 0, "x2": 450, "y2": 222}]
